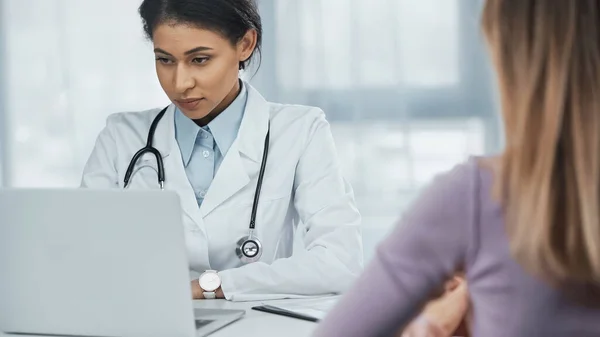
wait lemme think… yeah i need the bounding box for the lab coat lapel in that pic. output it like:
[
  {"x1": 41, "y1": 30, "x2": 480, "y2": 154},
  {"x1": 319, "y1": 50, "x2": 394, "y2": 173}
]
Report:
[
  {"x1": 200, "y1": 140, "x2": 250, "y2": 217},
  {"x1": 237, "y1": 83, "x2": 271, "y2": 163},
  {"x1": 165, "y1": 146, "x2": 207, "y2": 234},
  {"x1": 152, "y1": 104, "x2": 208, "y2": 235},
  {"x1": 200, "y1": 82, "x2": 270, "y2": 217}
]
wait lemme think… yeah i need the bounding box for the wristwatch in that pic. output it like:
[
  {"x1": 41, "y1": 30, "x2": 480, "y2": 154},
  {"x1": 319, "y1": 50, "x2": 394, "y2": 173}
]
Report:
[{"x1": 198, "y1": 270, "x2": 221, "y2": 299}]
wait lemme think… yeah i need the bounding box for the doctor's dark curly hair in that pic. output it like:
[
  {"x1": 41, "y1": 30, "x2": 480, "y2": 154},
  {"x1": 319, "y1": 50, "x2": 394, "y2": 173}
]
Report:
[{"x1": 138, "y1": 0, "x2": 262, "y2": 70}]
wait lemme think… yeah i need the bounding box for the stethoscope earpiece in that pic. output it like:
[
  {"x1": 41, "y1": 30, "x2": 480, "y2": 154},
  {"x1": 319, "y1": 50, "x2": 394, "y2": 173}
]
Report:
[{"x1": 124, "y1": 105, "x2": 270, "y2": 264}]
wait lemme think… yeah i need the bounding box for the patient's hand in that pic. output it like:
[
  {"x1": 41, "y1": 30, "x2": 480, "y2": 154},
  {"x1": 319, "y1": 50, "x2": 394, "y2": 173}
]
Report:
[
  {"x1": 400, "y1": 315, "x2": 446, "y2": 337},
  {"x1": 399, "y1": 276, "x2": 469, "y2": 337}
]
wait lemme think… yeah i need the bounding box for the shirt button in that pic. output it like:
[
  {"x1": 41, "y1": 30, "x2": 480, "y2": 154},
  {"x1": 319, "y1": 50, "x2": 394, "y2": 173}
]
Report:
[
  {"x1": 200, "y1": 133, "x2": 208, "y2": 139},
  {"x1": 198, "y1": 190, "x2": 206, "y2": 198},
  {"x1": 203, "y1": 150, "x2": 210, "y2": 158}
]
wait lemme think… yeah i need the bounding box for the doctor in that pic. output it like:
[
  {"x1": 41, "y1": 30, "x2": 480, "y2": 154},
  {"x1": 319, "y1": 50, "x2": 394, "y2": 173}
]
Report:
[{"x1": 80, "y1": 0, "x2": 363, "y2": 301}]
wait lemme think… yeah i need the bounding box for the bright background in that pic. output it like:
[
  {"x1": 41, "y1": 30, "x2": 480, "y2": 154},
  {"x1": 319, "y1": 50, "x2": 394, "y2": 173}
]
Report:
[{"x1": 0, "y1": 0, "x2": 501, "y2": 260}]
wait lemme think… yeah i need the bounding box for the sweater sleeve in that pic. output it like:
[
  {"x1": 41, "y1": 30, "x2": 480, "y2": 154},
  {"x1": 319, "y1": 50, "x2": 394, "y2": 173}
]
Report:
[{"x1": 313, "y1": 159, "x2": 479, "y2": 337}]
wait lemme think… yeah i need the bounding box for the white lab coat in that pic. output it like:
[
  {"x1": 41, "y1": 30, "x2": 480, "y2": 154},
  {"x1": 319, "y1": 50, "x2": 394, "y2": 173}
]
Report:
[{"x1": 81, "y1": 83, "x2": 363, "y2": 301}]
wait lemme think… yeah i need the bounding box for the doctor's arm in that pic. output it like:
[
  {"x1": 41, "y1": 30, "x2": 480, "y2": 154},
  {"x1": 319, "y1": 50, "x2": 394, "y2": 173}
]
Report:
[
  {"x1": 80, "y1": 117, "x2": 120, "y2": 188},
  {"x1": 217, "y1": 111, "x2": 364, "y2": 301}
]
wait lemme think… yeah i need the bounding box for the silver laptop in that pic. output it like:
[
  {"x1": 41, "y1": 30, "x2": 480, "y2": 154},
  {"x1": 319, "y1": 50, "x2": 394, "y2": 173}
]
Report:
[{"x1": 0, "y1": 189, "x2": 244, "y2": 337}]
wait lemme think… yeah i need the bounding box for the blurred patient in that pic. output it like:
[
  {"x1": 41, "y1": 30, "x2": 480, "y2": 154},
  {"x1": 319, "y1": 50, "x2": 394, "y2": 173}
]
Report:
[{"x1": 314, "y1": 0, "x2": 600, "y2": 336}]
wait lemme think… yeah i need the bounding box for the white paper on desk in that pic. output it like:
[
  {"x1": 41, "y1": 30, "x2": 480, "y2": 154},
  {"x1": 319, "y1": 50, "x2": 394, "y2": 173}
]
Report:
[{"x1": 260, "y1": 296, "x2": 340, "y2": 320}]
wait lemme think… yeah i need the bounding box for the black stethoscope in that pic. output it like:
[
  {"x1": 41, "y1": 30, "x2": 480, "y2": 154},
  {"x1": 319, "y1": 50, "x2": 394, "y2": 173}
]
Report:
[{"x1": 123, "y1": 106, "x2": 269, "y2": 264}]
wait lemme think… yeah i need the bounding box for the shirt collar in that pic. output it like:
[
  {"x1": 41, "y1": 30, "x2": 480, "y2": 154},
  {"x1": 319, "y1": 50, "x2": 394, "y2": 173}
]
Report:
[
  {"x1": 174, "y1": 106, "x2": 201, "y2": 167},
  {"x1": 174, "y1": 81, "x2": 247, "y2": 166}
]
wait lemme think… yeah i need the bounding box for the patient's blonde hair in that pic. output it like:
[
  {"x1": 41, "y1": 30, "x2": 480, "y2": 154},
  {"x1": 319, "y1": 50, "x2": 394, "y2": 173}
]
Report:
[{"x1": 482, "y1": 0, "x2": 600, "y2": 285}]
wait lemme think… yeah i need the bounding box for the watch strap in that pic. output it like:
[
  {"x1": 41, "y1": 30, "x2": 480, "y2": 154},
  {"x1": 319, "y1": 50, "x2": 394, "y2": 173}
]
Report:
[{"x1": 203, "y1": 291, "x2": 216, "y2": 299}]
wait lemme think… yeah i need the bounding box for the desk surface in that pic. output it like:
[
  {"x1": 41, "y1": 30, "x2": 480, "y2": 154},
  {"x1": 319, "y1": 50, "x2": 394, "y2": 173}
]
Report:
[
  {"x1": 194, "y1": 299, "x2": 317, "y2": 336},
  {"x1": 1, "y1": 299, "x2": 318, "y2": 337}
]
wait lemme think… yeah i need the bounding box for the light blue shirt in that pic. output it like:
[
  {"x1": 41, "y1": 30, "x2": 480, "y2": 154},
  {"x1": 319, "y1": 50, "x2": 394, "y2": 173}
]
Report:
[{"x1": 174, "y1": 82, "x2": 248, "y2": 207}]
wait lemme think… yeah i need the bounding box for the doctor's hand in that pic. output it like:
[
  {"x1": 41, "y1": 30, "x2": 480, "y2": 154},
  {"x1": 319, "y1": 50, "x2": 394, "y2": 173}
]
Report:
[
  {"x1": 190, "y1": 279, "x2": 225, "y2": 299},
  {"x1": 399, "y1": 276, "x2": 470, "y2": 337}
]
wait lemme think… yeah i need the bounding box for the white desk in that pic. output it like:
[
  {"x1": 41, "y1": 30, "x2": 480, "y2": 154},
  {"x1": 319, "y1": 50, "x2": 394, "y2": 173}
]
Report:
[
  {"x1": 0, "y1": 299, "x2": 318, "y2": 337},
  {"x1": 193, "y1": 299, "x2": 317, "y2": 336}
]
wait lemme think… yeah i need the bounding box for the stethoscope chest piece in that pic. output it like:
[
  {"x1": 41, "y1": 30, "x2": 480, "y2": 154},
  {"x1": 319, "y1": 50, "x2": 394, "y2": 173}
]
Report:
[{"x1": 236, "y1": 233, "x2": 263, "y2": 264}]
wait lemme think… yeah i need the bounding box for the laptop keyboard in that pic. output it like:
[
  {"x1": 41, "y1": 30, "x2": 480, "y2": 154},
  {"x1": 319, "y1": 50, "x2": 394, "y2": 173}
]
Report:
[{"x1": 195, "y1": 319, "x2": 215, "y2": 329}]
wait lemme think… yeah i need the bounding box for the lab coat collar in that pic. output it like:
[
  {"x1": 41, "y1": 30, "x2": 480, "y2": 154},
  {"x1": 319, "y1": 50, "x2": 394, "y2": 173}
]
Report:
[
  {"x1": 199, "y1": 81, "x2": 270, "y2": 218},
  {"x1": 208, "y1": 81, "x2": 248, "y2": 158},
  {"x1": 237, "y1": 81, "x2": 270, "y2": 163},
  {"x1": 153, "y1": 104, "x2": 177, "y2": 159}
]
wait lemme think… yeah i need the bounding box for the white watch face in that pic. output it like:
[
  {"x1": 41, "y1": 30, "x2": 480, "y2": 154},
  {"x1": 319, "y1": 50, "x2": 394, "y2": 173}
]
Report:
[{"x1": 199, "y1": 272, "x2": 221, "y2": 292}]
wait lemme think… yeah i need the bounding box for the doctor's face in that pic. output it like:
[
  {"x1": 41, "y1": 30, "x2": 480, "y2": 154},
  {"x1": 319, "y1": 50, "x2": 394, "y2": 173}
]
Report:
[{"x1": 152, "y1": 23, "x2": 255, "y2": 120}]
